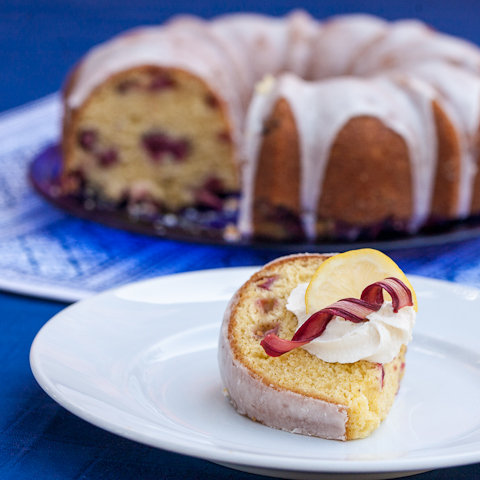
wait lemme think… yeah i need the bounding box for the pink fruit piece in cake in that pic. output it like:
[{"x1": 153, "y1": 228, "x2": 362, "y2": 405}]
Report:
[
  {"x1": 217, "y1": 131, "x2": 232, "y2": 143},
  {"x1": 205, "y1": 93, "x2": 219, "y2": 108},
  {"x1": 203, "y1": 177, "x2": 224, "y2": 194},
  {"x1": 252, "y1": 321, "x2": 280, "y2": 339},
  {"x1": 148, "y1": 74, "x2": 176, "y2": 91},
  {"x1": 169, "y1": 139, "x2": 190, "y2": 160},
  {"x1": 261, "y1": 277, "x2": 414, "y2": 358},
  {"x1": 195, "y1": 189, "x2": 223, "y2": 210},
  {"x1": 256, "y1": 298, "x2": 277, "y2": 314},
  {"x1": 257, "y1": 276, "x2": 278, "y2": 291},
  {"x1": 377, "y1": 364, "x2": 385, "y2": 388},
  {"x1": 62, "y1": 169, "x2": 85, "y2": 192},
  {"x1": 78, "y1": 129, "x2": 97, "y2": 151},
  {"x1": 142, "y1": 132, "x2": 190, "y2": 161},
  {"x1": 97, "y1": 149, "x2": 118, "y2": 167}
]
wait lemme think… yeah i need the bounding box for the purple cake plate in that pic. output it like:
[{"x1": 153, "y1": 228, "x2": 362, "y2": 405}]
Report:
[{"x1": 29, "y1": 144, "x2": 480, "y2": 252}]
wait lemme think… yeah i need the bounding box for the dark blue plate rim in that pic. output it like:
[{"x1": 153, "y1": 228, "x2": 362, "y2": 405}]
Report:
[{"x1": 29, "y1": 144, "x2": 480, "y2": 252}]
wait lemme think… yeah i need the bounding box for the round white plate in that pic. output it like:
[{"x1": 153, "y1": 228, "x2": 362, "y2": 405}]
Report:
[{"x1": 30, "y1": 267, "x2": 480, "y2": 480}]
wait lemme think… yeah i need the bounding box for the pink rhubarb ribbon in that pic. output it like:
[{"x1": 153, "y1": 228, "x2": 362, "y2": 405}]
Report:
[{"x1": 261, "y1": 277, "x2": 413, "y2": 357}]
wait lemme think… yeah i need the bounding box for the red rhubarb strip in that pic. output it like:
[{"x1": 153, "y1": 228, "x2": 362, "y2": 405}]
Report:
[
  {"x1": 261, "y1": 276, "x2": 413, "y2": 357},
  {"x1": 361, "y1": 277, "x2": 413, "y2": 313}
]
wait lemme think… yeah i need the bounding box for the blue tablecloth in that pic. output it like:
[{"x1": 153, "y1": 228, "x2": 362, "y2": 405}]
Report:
[{"x1": 3, "y1": 0, "x2": 480, "y2": 478}]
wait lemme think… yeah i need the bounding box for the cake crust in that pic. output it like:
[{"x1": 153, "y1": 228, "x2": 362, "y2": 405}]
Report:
[{"x1": 219, "y1": 306, "x2": 349, "y2": 440}]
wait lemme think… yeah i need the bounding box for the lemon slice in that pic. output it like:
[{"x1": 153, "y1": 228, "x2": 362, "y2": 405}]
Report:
[{"x1": 305, "y1": 248, "x2": 417, "y2": 314}]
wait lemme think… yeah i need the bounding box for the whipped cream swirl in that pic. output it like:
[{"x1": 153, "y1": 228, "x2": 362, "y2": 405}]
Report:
[{"x1": 286, "y1": 283, "x2": 416, "y2": 364}]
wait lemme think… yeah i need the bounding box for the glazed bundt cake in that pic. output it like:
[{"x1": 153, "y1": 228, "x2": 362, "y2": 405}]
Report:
[
  {"x1": 218, "y1": 250, "x2": 417, "y2": 440},
  {"x1": 61, "y1": 12, "x2": 480, "y2": 240}
]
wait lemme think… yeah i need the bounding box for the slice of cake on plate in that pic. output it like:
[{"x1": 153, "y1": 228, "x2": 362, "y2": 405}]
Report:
[{"x1": 218, "y1": 249, "x2": 417, "y2": 440}]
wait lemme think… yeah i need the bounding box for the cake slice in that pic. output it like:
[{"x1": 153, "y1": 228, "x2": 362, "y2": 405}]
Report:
[{"x1": 218, "y1": 250, "x2": 417, "y2": 440}]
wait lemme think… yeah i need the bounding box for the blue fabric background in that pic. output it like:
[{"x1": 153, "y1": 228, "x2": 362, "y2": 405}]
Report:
[
  {"x1": 2, "y1": 0, "x2": 480, "y2": 478},
  {"x1": 2, "y1": 0, "x2": 480, "y2": 112}
]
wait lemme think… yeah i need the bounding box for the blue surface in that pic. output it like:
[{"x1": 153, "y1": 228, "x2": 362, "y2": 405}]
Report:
[
  {"x1": 3, "y1": 0, "x2": 480, "y2": 478},
  {"x1": 2, "y1": 0, "x2": 480, "y2": 112}
]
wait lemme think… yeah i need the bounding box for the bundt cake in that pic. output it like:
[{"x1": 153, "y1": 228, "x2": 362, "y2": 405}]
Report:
[
  {"x1": 60, "y1": 12, "x2": 480, "y2": 241},
  {"x1": 218, "y1": 250, "x2": 417, "y2": 440}
]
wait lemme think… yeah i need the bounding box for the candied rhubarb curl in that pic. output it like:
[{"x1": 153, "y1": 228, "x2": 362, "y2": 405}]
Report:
[
  {"x1": 361, "y1": 277, "x2": 413, "y2": 313},
  {"x1": 261, "y1": 298, "x2": 378, "y2": 357},
  {"x1": 261, "y1": 276, "x2": 414, "y2": 357},
  {"x1": 376, "y1": 363, "x2": 385, "y2": 389},
  {"x1": 142, "y1": 132, "x2": 190, "y2": 162}
]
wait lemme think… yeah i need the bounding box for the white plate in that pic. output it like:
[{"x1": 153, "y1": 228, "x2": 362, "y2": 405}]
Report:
[{"x1": 30, "y1": 267, "x2": 480, "y2": 480}]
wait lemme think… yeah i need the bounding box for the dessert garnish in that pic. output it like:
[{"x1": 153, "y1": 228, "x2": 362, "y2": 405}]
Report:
[{"x1": 261, "y1": 276, "x2": 413, "y2": 357}]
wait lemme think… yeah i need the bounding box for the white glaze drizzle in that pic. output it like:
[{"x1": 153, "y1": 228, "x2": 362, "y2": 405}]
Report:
[
  {"x1": 309, "y1": 14, "x2": 388, "y2": 79},
  {"x1": 402, "y1": 61, "x2": 480, "y2": 217},
  {"x1": 352, "y1": 19, "x2": 480, "y2": 76},
  {"x1": 372, "y1": 73, "x2": 438, "y2": 231}
]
